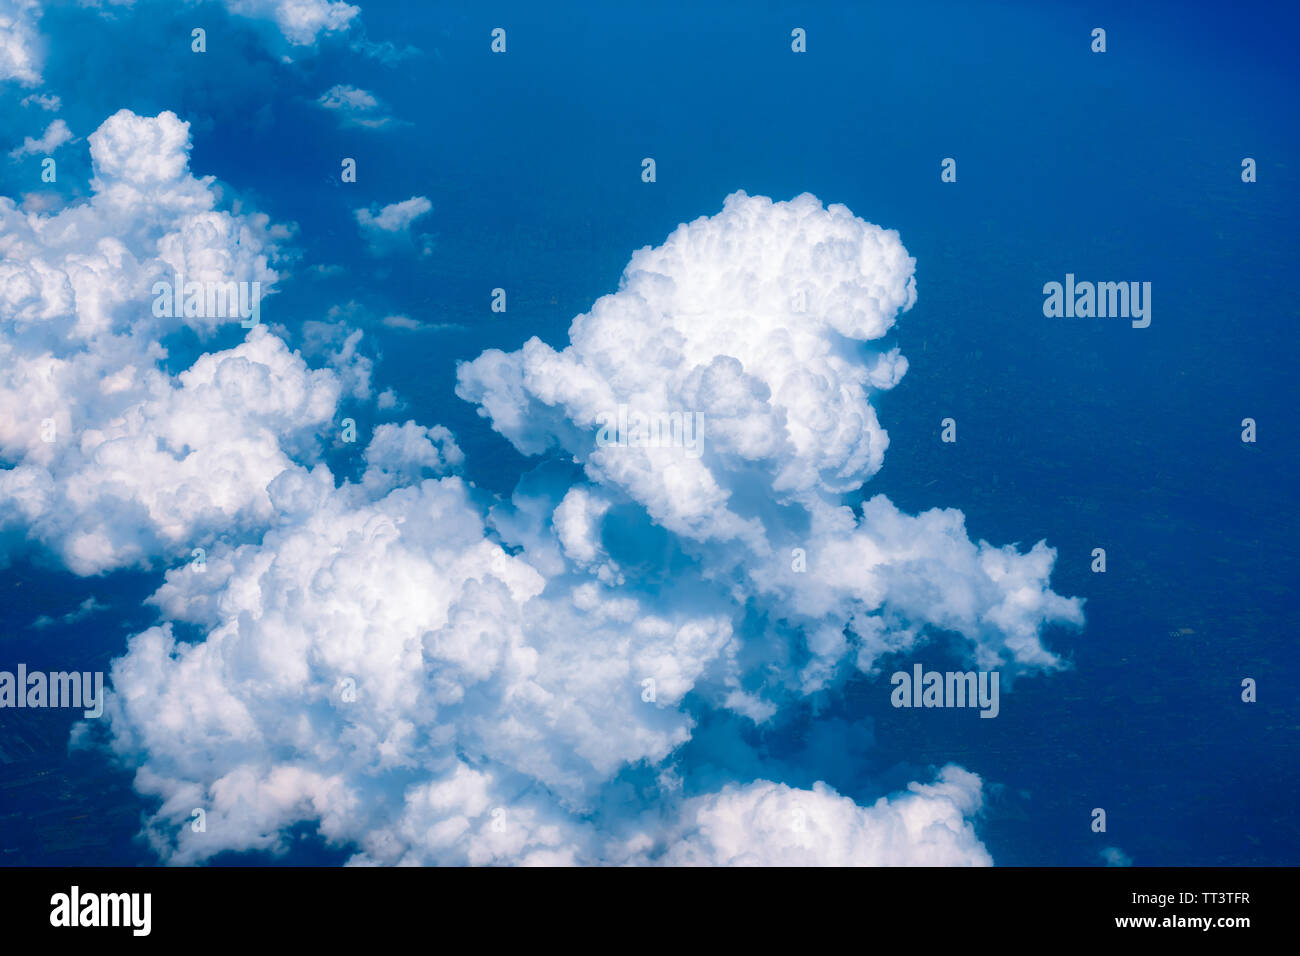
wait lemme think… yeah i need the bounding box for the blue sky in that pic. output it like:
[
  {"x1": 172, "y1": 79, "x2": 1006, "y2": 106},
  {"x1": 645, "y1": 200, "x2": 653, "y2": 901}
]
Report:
[{"x1": 0, "y1": 0, "x2": 1296, "y2": 866}]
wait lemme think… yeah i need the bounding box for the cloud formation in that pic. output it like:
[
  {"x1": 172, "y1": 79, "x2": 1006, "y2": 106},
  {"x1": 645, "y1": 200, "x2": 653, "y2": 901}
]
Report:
[
  {"x1": 645, "y1": 768, "x2": 992, "y2": 866},
  {"x1": 355, "y1": 195, "x2": 432, "y2": 255},
  {"x1": 8, "y1": 116, "x2": 70, "y2": 158},
  {"x1": 0, "y1": 109, "x2": 363, "y2": 573},
  {"x1": 96, "y1": 457, "x2": 993, "y2": 866},
  {"x1": 459, "y1": 192, "x2": 1083, "y2": 689},
  {"x1": 78, "y1": 190, "x2": 1083, "y2": 866}
]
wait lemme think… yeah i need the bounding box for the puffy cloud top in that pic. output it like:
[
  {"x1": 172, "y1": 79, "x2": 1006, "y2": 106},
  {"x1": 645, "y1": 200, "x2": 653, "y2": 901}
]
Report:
[
  {"x1": 459, "y1": 192, "x2": 916, "y2": 549},
  {"x1": 0, "y1": 110, "x2": 362, "y2": 573},
  {"x1": 102, "y1": 468, "x2": 739, "y2": 861},
  {"x1": 89, "y1": 109, "x2": 191, "y2": 187},
  {"x1": 84, "y1": 189, "x2": 1081, "y2": 867},
  {"x1": 651, "y1": 767, "x2": 992, "y2": 866},
  {"x1": 459, "y1": 192, "x2": 1081, "y2": 685},
  {"x1": 0, "y1": 3, "x2": 1054, "y2": 873}
]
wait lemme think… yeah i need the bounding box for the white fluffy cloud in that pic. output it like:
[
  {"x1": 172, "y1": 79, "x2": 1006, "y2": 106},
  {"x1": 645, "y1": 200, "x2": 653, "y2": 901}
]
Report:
[
  {"x1": 98, "y1": 456, "x2": 993, "y2": 866},
  {"x1": 100, "y1": 463, "x2": 741, "y2": 861},
  {"x1": 459, "y1": 192, "x2": 1082, "y2": 691},
  {"x1": 0, "y1": 0, "x2": 1034, "y2": 872},
  {"x1": 361, "y1": 421, "x2": 463, "y2": 494},
  {"x1": 459, "y1": 192, "x2": 915, "y2": 529},
  {"x1": 83, "y1": 190, "x2": 1078, "y2": 867},
  {"x1": 644, "y1": 767, "x2": 992, "y2": 866},
  {"x1": 1, "y1": 328, "x2": 348, "y2": 574},
  {"x1": 0, "y1": 109, "x2": 364, "y2": 573}
]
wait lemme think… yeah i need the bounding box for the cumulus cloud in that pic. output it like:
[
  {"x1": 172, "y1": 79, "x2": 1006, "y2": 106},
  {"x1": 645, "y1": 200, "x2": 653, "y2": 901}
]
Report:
[
  {"x1": 361, "y1": 421, "x2": 463, "y2": 494},
  {"x1": 97, "y1": 455, "x2": 989, "y2": 865},
  {"x1": 641, "y1": 767, "x2": 991, "y2": 866},
  {"x1": 458, "y1": 193, "x2": 914, "y2": 536},
  {"x1": 0, "y1": 109, "x2": 367, "y2": 573},
  {"x1": 1, "y1": 329, "x2": 350, "y2": 574},
  {"x1": 459, "y1": 192, "x2": 1083, "y2": 690},
  {"x1": 82, "y1": 190, "x2": 1080, "y2": 867},
  {"x1": 355, "y1": 196, "x2": 433, "y2": 255},
  {"x1": 8, "y1": 116, "x2": 71, "y2": 158},
  {"x1": 99, "y1": 464, "x2": 729, "y2": 861}
]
